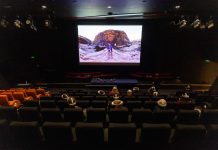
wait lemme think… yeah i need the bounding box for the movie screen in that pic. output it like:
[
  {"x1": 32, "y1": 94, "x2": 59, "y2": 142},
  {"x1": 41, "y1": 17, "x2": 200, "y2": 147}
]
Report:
[{"x1": 78, "y1": 25, "x2": 142, "y2": 65}]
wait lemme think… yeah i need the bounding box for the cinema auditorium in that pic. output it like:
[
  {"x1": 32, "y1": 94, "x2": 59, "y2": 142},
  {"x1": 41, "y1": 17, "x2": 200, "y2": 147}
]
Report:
[{"x1": 0, "y1": 0, "x2": 218, "y2": 150}]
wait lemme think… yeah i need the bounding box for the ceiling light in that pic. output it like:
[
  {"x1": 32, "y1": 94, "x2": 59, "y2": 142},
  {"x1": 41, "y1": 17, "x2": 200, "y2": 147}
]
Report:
[
  {"x1": 41, "y1": 5, "x2": 47, "y2": 9},
  {"x1": 14, "y1": 16, "x2": 23, "y2": 28},
  {"x1": 107, "y1": 5, "x2": 112, "y2": 9},
  {"x1": 44, "y1": 15, "x2": 53, "y2": 29},
  {"x1": 175, "y1": 5, "x2": 181, "y2": 9},
  {"x1": 191, "y1": 16, "x2": 201, "y2": 28},
  {"x1": 206, "y1": 16, "x2": 215, "y2": 29},
  {"x1": 0, "y1": 16, "x2": 9, "y2": 28},
  {"x1": 178, "y1": 15, "x2": 187, "y2": 28},
  {"x1": 26, "y1": 15, "x2": 37, "y2": 31}
]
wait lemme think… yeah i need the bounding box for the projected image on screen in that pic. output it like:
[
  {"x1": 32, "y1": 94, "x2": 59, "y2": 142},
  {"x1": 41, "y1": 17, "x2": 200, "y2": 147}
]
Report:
[{"x1": 78, "y1": 25, "x2": 142, "y2": 65}]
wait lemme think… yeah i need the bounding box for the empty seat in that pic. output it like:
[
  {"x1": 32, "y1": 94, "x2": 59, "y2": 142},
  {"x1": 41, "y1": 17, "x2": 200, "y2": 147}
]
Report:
[
  {"x1": 178, "y1": 101, "x2": 195, "y2": 110},
  {"x1": 108, "y1": 107, "x2": 129, "y2": 123},
  {"x1": 12, "y1": 92, "x2": 33, "y2": 102},
  {"x1": 137, "y1": 96, "x2": 151, "y2": 102},
  {"x1": 76, "y1": 100, "x2": 90, "y2": 108},
  {"x1": 108, "y1": 123, "x2": 136, "y2": 144},
  {"x1": 0, "y1": 119, "x2": 10, "y2": 147},
  {"x1": 126, "y1": 101, "x2": 142, "y2": 111},
  {"x1": 86, "y1": 108, "x2": 106, "y2": 123},
  {"x1": 39, "y1": 96, "x2": 52, "y2": 101},
  {"x1": 132, "y1": 108, "x2": 153, "y2": 126},
  {"x1": 75, "y1": 122, "x2": 104, "y2": 144},
  {"x1": 80, "y1": 96, "x2": 94, "y2": 100},
  {"x1": 0, "y1": 95, "x2": 21, "y2": 108},
  {"x1": 144, "y1": 101, "x2": 156, "y2": 109},
  {"x1": 36, "y1": 88, "x2": 51, "y2": 97},
  {"x1": 206, "y1": 124, "x2": 218, "y2": 148},
  {"x1": 167, "y1": 101, "x2": 178, "y2": 109},
  {"x1": 140, "y1": 123, "x2": 171, "y2": 145},
  {"x1": 153, "y1": 109, "x2": 176, "y2": 123},
  {"x1": 175, "y1": 109, "x2": 200, "y2": 124},
  {"x1": 10, "y1": 121, "x2": 42, "y2": 146},
  {"x1": 0, "y1": 106, "x2": 19, "y2": 121},
  {"x1": 201, "y1": 109, "x2": 218, "y2": 124},
  {"x1": 41, "y1": 108, "x2": 63, "y2": 122},
  {"x1": 40, "y1": 100, "x2": 56, "y2": 108},
  {"x1": 63, "y1": 108, "x2": 84, "y2": 125},
  {"x1": 124, "y1": 96, "x2": 137, "y2": 101},
  {"x1": 172, "y1": 124, "x2": 207, "y2": 149},
  {"x1": 57, "y1": 100, "x2": 69, "y2": 111},
  {"x1": 26, "y1": 89, "x2": 41, "y2": 100},
  {"x1": 91, "y1": 100, "x2": 107, "y2": 108},
  {"x1": 23, "y1": 100, "x2": 39, "y2": 107},
  {"x1": 42, "y1": 122, "x2": 73, "y2": 143},
  {"x1": 19, "y1": 107, "x2": 39, "y2": 122}
]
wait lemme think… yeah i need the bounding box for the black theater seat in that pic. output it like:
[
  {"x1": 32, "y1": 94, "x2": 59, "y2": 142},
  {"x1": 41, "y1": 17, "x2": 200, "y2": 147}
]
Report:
[
  {"x1": 75, "y1": 122, "x2": 104, "y2": 144},
  {"x1": 108, "y1": 123, "x2": 136, "y2": 145}
]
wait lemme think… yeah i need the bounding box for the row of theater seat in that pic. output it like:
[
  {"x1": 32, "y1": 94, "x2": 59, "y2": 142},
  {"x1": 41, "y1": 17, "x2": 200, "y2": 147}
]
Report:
[
  {"x1": 1, "y1": 106, "x2": 218, "y2": 126},
  {"x1": 23, "y1": 98, "x2": 196, "y2": 110},
  {"x1": 0, "y1": 88, "x2": 50, "y2": 108},
  {"x1": 0, "y1": 120, "x2": 217, "y2": 149}
]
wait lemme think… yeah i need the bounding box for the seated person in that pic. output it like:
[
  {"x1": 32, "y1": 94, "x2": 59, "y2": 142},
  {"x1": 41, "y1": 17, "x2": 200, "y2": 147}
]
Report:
[
  {"x1": 61, "y1": 93, "x2": 77, "y2": 107},
  {"x1": 132, "y1": 86, "x2": 140, "y2": 92},
  {"x1": 148, "y1": 85, "x2": 156, "y2": 95},
  {"x1": 97, "y1": 90, "x2": 106, "y2": 96},
  {"x1": 154, "y1": 99, "x2": 167, "y2": 111},
  {"x1": 109, "y1": 86, "x2": 120, "y2": 96},
  {"x1": 126, "y1": 89, "x2": 133, "y2": 96},
  {"x1": 181, "y1": 92, "x2": 189, "y2": 99},
  {"x1": 111, "y1": 94, "x2": 124, "y2": 109},
  {"x1": 111, "y1": 99, "x2": 124, "y2": 109},
  {"x1": 153, "y1": 91, "x2": 159, "y2": 97}
]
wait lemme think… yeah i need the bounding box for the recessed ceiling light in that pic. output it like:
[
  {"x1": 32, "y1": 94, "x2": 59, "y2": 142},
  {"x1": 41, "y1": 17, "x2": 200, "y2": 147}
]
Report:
[
  {"x1": 175, "y1": 5, "x2": 181, "y2": 9},
  {"x1": 41, "y1": 5, "x2": 47, "y2": 9},
  {"x1": 107, "y1": 5, "x2": 112, "y2": 9}
]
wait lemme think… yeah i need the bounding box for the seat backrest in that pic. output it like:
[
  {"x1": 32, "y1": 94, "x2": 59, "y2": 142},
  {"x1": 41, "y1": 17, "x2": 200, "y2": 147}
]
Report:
[
  {"x1": 76, "y1": 100, "x2": 90, "y2": 108},
  {"x1": 0, "y1": 95, "x2": 9, "y2": 106},
  {"x1": 201, "y1": 109, "x2": 218, "y2": 124},
  {"x1": 175, "y1": 109, "x2": 200, "y2": 124},
  {"x1": 141, "y1": 123, "x2": 171, "y2": 144},
  {"x1": 0, "y1": 106, "x2": 19, "y2": 121},
  {"x1": 1, "y1": 92, "x2": 14, "y2": 101},
  {"x1": 40, "y1": 100, "x2": 56, "y2": 108},
  {"x1": 23, "y1": 100, "x2": 39, "y2": 107},
  {"x1": 153, "y1": 109, "x2": 176, "y2": 123},
  {"x1": 108, "y1": 107, "x2": 129, "y2": 123},
  {"x1": 144, "y1": 101, "x2": 157, "y2": 109},
  {"x1": 19, "y1": 107, "x2": 39, "y2": 121},
  {"x1": 173, "y1": 124, "x2": 207, "y2": 143},
  {"x1": 10, "y1": 121, "x2": 41, "y2": 143},
  {"x1": 42, "y1": 122, "x2": 73, "y2": 143},
  {"x1": 63, "y1": 108, "x2": 84, "y2": 125},
  {"x1": 86, "y1": 108, "x2": 106, "y2": 122},
  {"x1": 91, "y1": 100, "x2": 107, "y2": 108},
  {"x1": 108, "y1": 123, "x2": 136, "y2": 144},
  {"x1": 41, "y1": 108, "x2": 63, "y2": 122},
  {"x1": 132, "y1": 108, "x2": 153, "y2": 125},
  {"x1": 13, "y1": 92, "x2": 25, "y2": 102},
  {"x1": 75, "y1": 122, "x2": 104, "y2": 144},
  {"x1": 26, "y1": 89, "x2": 39, "y2": 99},
  {"x1": 126, "y1": 101, "x2": 142, "y2": 110},
  {"x1": 36, "y1": 88, "x2": 46, "y2": 95}
]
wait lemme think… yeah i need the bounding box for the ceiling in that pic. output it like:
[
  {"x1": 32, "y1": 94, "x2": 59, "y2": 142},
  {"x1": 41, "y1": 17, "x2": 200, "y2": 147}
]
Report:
[{"x1": 0, "y1": 0, "x2": 217, "y2": 19}]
